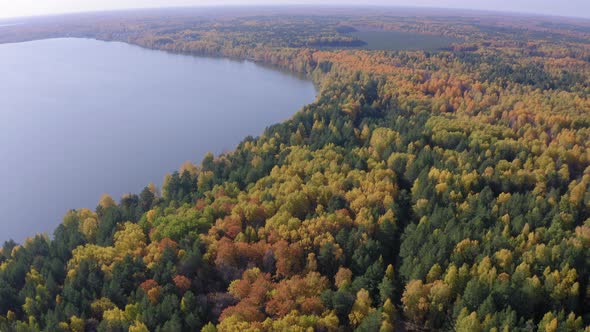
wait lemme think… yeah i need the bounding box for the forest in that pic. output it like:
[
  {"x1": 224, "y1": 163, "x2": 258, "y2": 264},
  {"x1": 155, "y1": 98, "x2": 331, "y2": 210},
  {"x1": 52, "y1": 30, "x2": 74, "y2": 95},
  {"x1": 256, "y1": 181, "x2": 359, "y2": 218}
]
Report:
[{"x1": 0, "y1": 6, "x2": 589, "y2": 331}]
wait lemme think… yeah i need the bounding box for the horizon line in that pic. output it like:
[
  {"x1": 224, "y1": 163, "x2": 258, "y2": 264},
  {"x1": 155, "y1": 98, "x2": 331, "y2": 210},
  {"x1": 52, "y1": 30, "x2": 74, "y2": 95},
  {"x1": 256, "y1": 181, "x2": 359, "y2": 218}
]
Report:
[{"x1": 1, "y1": 4, "x2": 589, "y2": 22}]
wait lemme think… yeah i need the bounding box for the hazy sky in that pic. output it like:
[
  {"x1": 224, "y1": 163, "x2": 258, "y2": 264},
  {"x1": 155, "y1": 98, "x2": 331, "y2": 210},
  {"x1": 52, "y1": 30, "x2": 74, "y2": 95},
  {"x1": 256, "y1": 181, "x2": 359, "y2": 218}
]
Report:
[{"x1": 1, "y1": 0, "x2": 589, "y2": 19}]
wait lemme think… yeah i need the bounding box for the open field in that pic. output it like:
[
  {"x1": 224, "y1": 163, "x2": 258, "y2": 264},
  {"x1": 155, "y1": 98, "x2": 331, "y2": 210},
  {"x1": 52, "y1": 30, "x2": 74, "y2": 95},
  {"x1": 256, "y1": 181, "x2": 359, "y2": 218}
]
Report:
[{"x1": 350, "y1": 29, "x2": 461, "y2": 50}]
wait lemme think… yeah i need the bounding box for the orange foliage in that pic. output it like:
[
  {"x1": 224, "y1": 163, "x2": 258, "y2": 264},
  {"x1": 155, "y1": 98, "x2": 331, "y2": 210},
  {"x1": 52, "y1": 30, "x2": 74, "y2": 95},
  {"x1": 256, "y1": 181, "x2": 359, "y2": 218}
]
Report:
[{"x1": 173, "y1": 275, "x2": 191, "y2": 293}]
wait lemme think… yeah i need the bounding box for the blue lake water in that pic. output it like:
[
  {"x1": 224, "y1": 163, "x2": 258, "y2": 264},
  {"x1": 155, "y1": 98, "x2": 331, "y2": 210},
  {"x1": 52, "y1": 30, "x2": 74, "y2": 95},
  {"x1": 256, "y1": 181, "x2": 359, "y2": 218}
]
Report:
[{"x1": 0, "y1": 38, "x2": 316, "y2": 242}]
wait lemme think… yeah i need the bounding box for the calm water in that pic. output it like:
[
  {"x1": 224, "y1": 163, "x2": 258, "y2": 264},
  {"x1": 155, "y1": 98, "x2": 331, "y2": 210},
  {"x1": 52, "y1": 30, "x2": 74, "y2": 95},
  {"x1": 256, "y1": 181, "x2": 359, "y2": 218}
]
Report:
[{"x1": 0, "y1": 38, "x2": 316, "y2": 242}]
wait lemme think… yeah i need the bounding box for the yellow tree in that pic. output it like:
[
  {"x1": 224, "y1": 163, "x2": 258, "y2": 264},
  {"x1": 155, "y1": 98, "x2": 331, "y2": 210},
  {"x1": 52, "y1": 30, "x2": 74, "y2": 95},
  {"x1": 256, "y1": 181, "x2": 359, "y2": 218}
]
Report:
[{"x1": 348, "y1": 288, "x2": 375, "y2": 327}]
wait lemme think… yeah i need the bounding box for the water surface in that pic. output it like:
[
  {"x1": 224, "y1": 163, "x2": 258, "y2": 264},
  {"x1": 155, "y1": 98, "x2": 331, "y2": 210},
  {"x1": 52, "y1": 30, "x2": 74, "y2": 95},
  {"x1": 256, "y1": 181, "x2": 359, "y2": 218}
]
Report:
[{"x1": 0, "y1": 38, "x2": 316, "y2": 242}]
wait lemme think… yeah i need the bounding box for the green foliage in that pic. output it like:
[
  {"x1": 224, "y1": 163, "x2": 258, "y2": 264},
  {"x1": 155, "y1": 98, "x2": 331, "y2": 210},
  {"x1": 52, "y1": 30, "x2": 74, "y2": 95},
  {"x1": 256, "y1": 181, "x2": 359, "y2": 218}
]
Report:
[{"x1": 1, "y1": 7, "x2": 590, "y2": 331}]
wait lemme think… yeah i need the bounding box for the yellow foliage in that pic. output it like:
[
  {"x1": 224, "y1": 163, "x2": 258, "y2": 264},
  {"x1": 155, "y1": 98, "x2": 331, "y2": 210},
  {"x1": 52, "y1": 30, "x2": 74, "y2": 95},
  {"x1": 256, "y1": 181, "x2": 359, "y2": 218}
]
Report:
[
  {"x1": 456, "y1": 309, "x2": 482, "y2": 332},
  {"x1": 68, "y1": 245, "x2": 116, "y2": 277},
  {"x1": 129, "y1": 321, "x2": 150, "y2": 332},
  {"x1": 348, "y1": 289, "x2": 374, "y2": 327},
  {"x1": 70, "y1": 316, "x2": 85, "y2": 332},
  {"x1": 402, "y1": 280, "x2": 431, "y2": 324},
  {"x1": 103, "y1": 307, "x2": 129, "y2": 324},
  {"x1": 495, "y1": 249, "x2": 513, "y2": 270},
  {"x1": 454, "y1": 238, "x2": 479, "y2": 254},
  {"x1": 335, "y1": 267, "x2": 352, "y2": 289},
  {"x1": 80, "y1": 217, "x2": 98, "y2": 242},
  {"x1": 114, "y1": 222, "x2": 147, "y2": 256},
  {"x1": 369, "y1": 127, "x2": 400, "y2": 160},
  {"x1": 98, "y1": 194, "x2": 116, "y2": 209},
  {"x1": 91, "y1": 298, "x2": 116, "y2": 318},
  {"x1": 180, "y1": 160, "x2": 199, "y2": 175}
]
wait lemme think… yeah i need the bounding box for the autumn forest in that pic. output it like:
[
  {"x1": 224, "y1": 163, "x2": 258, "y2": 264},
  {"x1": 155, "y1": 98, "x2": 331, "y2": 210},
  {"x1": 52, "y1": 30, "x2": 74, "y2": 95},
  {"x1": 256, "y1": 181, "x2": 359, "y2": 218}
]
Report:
[{"x1": 0, "y1": 6, "x2": 589, "y2": 332}]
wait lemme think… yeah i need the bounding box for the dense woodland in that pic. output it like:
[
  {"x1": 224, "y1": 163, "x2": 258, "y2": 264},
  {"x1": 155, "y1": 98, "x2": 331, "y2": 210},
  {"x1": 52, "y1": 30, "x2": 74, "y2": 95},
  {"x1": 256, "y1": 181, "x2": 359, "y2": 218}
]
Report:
[{"x1": 1, "y1": 7, "x2": 590, "y2": 331}]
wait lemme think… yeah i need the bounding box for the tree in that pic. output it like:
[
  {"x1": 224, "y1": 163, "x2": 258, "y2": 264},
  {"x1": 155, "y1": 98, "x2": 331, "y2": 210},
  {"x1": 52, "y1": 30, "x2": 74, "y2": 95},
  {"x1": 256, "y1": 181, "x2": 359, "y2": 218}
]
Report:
[
  {"x1": 61, "y1": 259, "x2": 104, "y2": 318},
  {"x1": 455, "y1": 309, "x2": 482, "y2": 332},
  {"x1": 349, "y1": 289, "x2": 374, "y2": 327},
  {"x1": 379, "y1": 264, "x2": 396, "y2": 304},
  {"x1": 401, "y1": 280, "x2": 430, "y2": 325}
]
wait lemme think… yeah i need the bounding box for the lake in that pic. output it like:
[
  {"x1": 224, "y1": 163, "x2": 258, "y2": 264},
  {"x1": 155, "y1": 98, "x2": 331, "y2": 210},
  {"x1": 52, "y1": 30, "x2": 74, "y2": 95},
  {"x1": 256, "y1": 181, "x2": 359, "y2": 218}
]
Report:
[{"x1": 0, "y1": 38, "x2": 317, "y2": 243}]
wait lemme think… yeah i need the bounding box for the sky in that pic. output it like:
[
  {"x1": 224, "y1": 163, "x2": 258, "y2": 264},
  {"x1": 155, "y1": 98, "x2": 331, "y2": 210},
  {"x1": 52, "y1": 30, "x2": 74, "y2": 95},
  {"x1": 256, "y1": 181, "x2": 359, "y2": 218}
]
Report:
[{"x1": 0, "y1": 0, "x2": 589, "y2": 20}]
